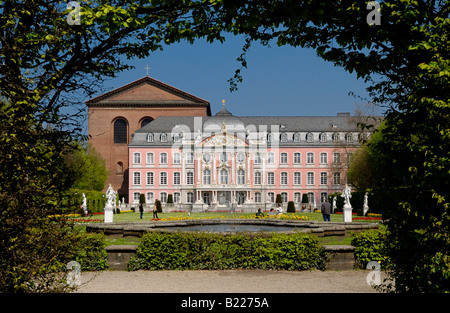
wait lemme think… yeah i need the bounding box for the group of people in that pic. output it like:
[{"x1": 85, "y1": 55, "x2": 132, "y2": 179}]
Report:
[
  {"x1": 139, "y1": 202, "x2": 159, "y2": 219},
  {"x1": 255, "y1": 200, "x2": 333, "y2": 222}
]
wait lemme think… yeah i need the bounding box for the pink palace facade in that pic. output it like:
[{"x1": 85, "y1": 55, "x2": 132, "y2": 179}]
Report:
[{"x1": 128, "y1": 103, "x2": 368, "y2": 212}]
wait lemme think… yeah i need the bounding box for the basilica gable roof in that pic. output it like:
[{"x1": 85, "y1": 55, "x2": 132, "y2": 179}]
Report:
[{"x1": 85, "y1": 76, "x2": 211, "y2": 114}]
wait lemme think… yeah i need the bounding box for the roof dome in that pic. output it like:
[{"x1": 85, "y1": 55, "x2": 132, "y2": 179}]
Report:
[{"x1": 203, "y1": 100, "x2": 245, "y2": 133}]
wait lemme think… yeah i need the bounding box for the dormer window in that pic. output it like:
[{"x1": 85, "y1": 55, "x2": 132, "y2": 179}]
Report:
[
  {"x1": 160, "y1": 133, "x2": 167, "y2": 142},
  {"x1": 306, "y1": 132, "x2": 314, "y2": 143},
  {"x1": 147, "y1": 133, "x2": 154, "y2": 142}
]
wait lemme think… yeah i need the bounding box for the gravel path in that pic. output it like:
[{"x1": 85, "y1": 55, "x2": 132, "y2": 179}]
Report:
[{"x1": 76, "y1": 269, "x2": 382, "y2": 293}]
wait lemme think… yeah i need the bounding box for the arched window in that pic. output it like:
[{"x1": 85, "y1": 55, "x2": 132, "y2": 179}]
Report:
[
  {"x1": 293, "y1": 133, "x2": 301, "y2": 142},
  {"x1": 306, "y1": 132, "x2": 314, "y2": 143},
  {"x1": 114, "y1": 118, "x2": 127, "y2": 144},
  {"x1": 237, "y1": 169, "x2": 245, "y2": 184},
  {"x1": 141, "y1": 117, "x2": 154, "y2": 128}
]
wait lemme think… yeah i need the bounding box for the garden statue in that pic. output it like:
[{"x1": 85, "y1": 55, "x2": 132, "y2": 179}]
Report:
[
  {"x1": 332, "y1": 196, "x2": 337, "y2": 213},
  {"x1": 104, "y1": 184, "x2": 116, "y2": 223},
  {"x1": 341, "y1": 184, "x2": 353, "y2": 222},
  {"x1": 363, "y1": 192, "x2": 369, "y2": 216},
  {"x1": 82, "y1": 193, "x2": 88, "y2": 216}
]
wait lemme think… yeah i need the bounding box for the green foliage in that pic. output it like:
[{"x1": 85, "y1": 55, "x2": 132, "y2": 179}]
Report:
[
  {"x1": 62, "y1": 143, "x2": 107, "y2": 192},
  {"x1": 287, "y1": 201, "x2": 296, "y2": 213},
  {"x1": 351, "y1": 230, "x2": 388, "y2": 270},
  {"x1": 71, "y1": 233, "x2": 109, "y2": 271},
  {"x1": 139, "y1": 193, "x2": 146, "y2": 204},
  {"x1": 155, "y1": 199, "x2": 162, "y2": 213},
  {"x1": 301, "y1": 193, "x2": 309, "y2": 203},
  {"x1": 275, "y1": 194, "x2": 283, "y2": 204},
  {"x1": 128, "y1": 232, "x2": 327, "y2": 271}
]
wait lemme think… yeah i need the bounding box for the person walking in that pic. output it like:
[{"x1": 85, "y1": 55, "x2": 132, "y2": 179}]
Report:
[
  {"x1": 139, "y1": 203, "x2": 144, "y2": 219},
  {"x1": 321, "y1": 198, "x2": 332, "y2": 222}
]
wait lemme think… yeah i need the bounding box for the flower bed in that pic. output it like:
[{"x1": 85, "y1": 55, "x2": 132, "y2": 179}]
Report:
[{"x1": 150, "y1": 213, "x2": 309, "y2": 222}]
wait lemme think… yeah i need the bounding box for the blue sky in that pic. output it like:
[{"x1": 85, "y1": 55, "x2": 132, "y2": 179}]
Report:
[{"x1": 91, "y1": 35, "x2": 380, "y2": 118}]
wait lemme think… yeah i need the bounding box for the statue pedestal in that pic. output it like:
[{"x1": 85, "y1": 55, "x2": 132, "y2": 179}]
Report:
[
  {"x1": 104, "y1": 204, "x2": 114, "y2": 223},
  {"x1": 343, "y1": 204, "x2": 353, "y2": 223}
]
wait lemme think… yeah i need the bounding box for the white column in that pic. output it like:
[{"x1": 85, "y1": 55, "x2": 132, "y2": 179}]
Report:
[
  {"x1": 231, "y1": 152, "x2": 235, "y2": 184},
  {"x1": 213, "y1": 152, "x2": 217, "y2": 184}
]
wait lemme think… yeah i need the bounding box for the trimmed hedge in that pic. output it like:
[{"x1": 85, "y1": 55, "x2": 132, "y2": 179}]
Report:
[
  {"x1": 351, "y1": 230, "x2": 388, "y2": 269},
  {"x1": 128, "y1": 232, "x2": 327, "y2": 271}
]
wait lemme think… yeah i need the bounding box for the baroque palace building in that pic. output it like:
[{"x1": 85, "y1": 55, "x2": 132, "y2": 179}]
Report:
[{"x1": 87, "y1": 75, "x2": 371, "y2": 211}]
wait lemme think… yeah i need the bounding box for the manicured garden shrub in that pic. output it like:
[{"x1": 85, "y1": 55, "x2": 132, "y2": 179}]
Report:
[
  {"x1": 287, "y1": 201, "x2": 296, "y2": 213},
  {"x1": 128, "y1": 232, "x2": 327, "y2": 271},
  {"x1": 351, "y1": 230, "x2": 388, "y2": 269},
  {"x1": 65, "y1": 233, "x2": 109, "y2": 271}
]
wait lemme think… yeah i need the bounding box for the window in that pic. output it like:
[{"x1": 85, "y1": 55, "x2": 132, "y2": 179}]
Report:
[
  {"x1": 160, "y1": 153, "x2": 167, "y2": 164},
  {"x1": 220, "y1": 152, "x2": 227, "y2": 163},
  {"x1": 146, "y1": 152, "x2": 154, "y2": 164},
  {"x1": 173, "y1": 153, "x2": 181, "y2": 164},
  {"x1": 294, "y1": 152, "x2": 301, "y2": 164},
  {"x1": 160, "y1": 133, "x2": 167, "y2": 142},
  {"x1": 280, "y1": 152, "x2": 288, "y2": 164},
  {"x1": 333, "y1": 152, "x2": 341, "y2": 164},
  {"x1": 267, "y1": 133, "x2": 274, "y2": 142},
  {"x1": 254, "y1": 172, "x2": 261, "y2": 185},
  {"x1": 333, "y1": 172, "x2": 341, "y2": 185},
  {"x1": 319, "y1": 133, "x2": 327, "y2": 142},
  {"x1": 174, "y1": 192, "x2": 180, "y2": 203},
  {"x1": 254, "y1": 152, "x2": 261, "y2": 164},
  {"x1": 203, "y1": 169, "x2": 211, "y2": 184},
  {"x1": 187, "y1": 192, "x2": 194, "y2": 203},
  {"x1": 160, "y1": 172, "x2": 167, "y2": 185},
  {"x1": 117, "y1": 162, "x2": 123, "y2": 174},
  {"x1": 267, "y1": 192, "x2": 275, "y2": 203},
  {"x1": 133, "y1": 152, "x2": 141, "y2": 164},
  {"x1": 133, "y1": 172, "x2": 141, "y2": 185},
  {"x1": 281, "y1": 192, "x2": 288, "y2": 203},
  {"x1": 160, "y1": 192, "x2": 167, "y2": 203},
  {"x1": 294, "y1": 192, "x2": 301, "y2": 203},
  {"x1": 267, "y1": 172, "x2": 275, "y2": 185},
  {"x1": 146, "y1": 192, "x2": 154, "y2": 203},
  {"x1": 173, "y1": 172, "x2": 181, "y2": 185},
  {"x1": 347, "y1": 153, "x2": 353, "y2": 166},
  {"x1": 307, "y1": 192, "x2": 315, "y2": 203},
  {"x1": 306, "y1": 132, "x2": 314, "y2": 143},
  {"x1": 332, "y1": 133, "x2": 340, "y2": 143},
  {"x1": 281, "y1": 172, "x2": 288, "y2": 185},
  {"x1": 294, "y1": 172, "x2": 301, "y2": 185},
  {"x1": 237, "y1": 169, "x2": 245, "y2": 184},
  {"x1": 293, "y1": 133, "x2": 301, "y2": 142},
  {"x1": 320, "y1": 172, "x2": 328, "y2": 185},
  {"x1": 345, "y1": 133, "x2": 353, "y2": 142},
  {"x1": 237, "y1": 152, "x2": 245, "y2": 163},
  {"x1": 141, "y1": 118, "x2": 153, "y2": 128},
  {"x1": 280, "y1": 133, "x2": 288, "y2": 142},
  {"x1": 220, "y1": 169, "x2": 228, "y2": 184},
  {"x1": 307, "y1": 172, "x2": 314, "y2": 185},
  {"x1": 307, "y1": 152, "x2": 314, "y2": 164},
  {"x1": 320, "y1": 152, "x2": 328, "y2": 164},
  {"x1": 186, "y1": 172, "x2": 194, "y2": 185},
  {"x1": 320, "y1": 192, "x2": 328, "y2": 203},
  {"x1": 203, "y1": 153, "x2": 211, "y2": 163},
  {"x1": 114, "y1": 119, "x2": 127, "y2": 144},
  {"x1": 147, "y1": 133, "x2": 154, "y2": 142},
  {"x1": 186, "y1": 152, "x2": 194, "y2": 164},
  {"x1": 172, "y1": 133, "x2": 181, "y2": 142},
  {"x1": 133, "y1": 192, "x2": 140, "y2": 203},
  {"x1": 254, "y1": 192, "x2": 262, "y2": 203},
  {"x1": 267, "y1": 152, "x2": 275, "y2": 164},
  {"x1": 146, "y1": 172, "x2": 154, "y2": 185}
]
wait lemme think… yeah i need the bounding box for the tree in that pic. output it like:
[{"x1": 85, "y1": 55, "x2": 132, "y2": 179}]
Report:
[
  {"x1": 287, "y1": 201, "x2": 296, "y2": 213},
  {"x1": 63, "y1": 143, "x2": 107, "y2": 192}
]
